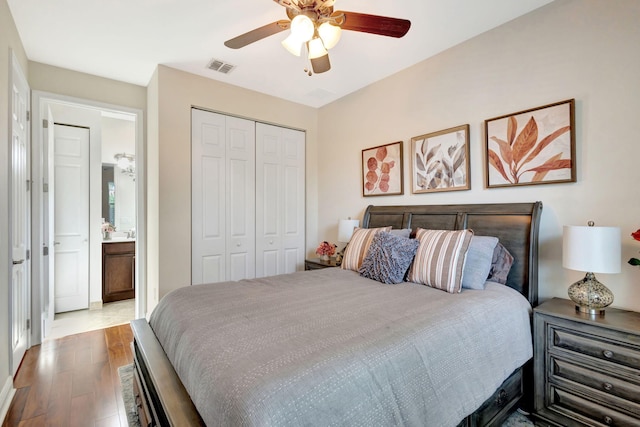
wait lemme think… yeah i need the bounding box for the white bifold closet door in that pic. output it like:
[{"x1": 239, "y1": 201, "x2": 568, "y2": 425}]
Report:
[
  {"x1": 192, "y1": 109, "x2": 305, "y2": 285},
  {"x1": 192, "y1": 109, "x2": 256, "y2": 285},
  {"x1": 255, "y1": 122, "x2": 305, "y2": 277}
]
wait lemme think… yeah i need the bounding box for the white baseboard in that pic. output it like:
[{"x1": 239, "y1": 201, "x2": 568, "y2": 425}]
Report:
[{"x1": 0, "y1": 376, "x2": 15, "y2": 424}]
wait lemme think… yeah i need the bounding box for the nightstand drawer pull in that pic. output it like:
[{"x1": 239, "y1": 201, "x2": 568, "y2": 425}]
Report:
[
  {"x1": 602, "y1": 382, "x2": 613, "y2": 392},
  {"x1": 495, "y1": 389, "x2": 508, "y2": 407},
  {"x1": 603, "y1": 350, "x2": 614, "y2": 359}
]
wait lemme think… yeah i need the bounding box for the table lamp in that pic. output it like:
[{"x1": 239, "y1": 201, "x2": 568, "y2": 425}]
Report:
[
  {"x1": 562, "y1": 222, "x2": 621, "y2": 316},
  {"x1": 335, "y1": 218, "x2": 359, "y2": 264}
]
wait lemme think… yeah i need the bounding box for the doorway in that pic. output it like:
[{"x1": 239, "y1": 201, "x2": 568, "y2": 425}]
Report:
[{"x1": 31, "y1": 92, "x2": 145, "y2": 344}]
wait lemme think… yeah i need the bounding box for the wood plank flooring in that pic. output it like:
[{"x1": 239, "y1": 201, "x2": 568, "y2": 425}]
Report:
[{"x1": 2, "y1": 324, "x2": 133, "y2": 427}]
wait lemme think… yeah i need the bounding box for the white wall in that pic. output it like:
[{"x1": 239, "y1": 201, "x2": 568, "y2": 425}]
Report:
[{"x1": 316, "y1": 0, "x2": 640, "y2": 311}]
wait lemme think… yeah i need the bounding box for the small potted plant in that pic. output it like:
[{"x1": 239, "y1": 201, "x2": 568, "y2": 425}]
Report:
[
  {"x1": 101, "y1": 222, "x2": 114, "y2": 240},
  {"x1": 316, "y1": 241, "x2": 337, "y2": 261}
]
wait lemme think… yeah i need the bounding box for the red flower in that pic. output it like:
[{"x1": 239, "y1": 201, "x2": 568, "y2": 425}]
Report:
[{"x1": 632, "y1": 229, "x2": 640, "y2": 242}]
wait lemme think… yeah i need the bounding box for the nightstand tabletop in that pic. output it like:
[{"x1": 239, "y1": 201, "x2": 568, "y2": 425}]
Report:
[{"x1": 535, "y1": 298, "x2": 640, "y2": 336}]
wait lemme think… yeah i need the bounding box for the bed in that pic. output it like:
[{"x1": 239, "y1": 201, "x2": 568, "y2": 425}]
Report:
[{"x1": 131, "y1": 201, "x2": 543, "y2": 427}]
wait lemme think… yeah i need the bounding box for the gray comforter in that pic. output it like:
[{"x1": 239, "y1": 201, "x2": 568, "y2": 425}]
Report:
[{"x1": 149, "y1": 268, "x2": 533, "y2": 427}]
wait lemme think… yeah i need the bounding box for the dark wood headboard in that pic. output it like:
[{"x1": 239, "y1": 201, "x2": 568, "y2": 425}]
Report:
[{"x1": 362, "y1": 202, "x2": 543, "y2": 306}]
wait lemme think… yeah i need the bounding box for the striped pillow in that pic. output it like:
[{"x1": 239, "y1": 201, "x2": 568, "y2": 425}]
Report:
[
  {"x1": 341, "y1": 227, "x2": 392, "y2": 271},
  {"x1": 407, "y1": 228, "x2": 474, "y2": 293}
]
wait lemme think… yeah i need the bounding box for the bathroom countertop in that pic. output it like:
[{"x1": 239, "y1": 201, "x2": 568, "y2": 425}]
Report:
[{"x1": 102, "y1": 238, "x2": 136, "y2": 243}]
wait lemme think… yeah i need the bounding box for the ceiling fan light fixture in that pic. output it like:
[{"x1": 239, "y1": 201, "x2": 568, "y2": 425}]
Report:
[
  {"x1": 290, "y1": 14, "x2": 314, "y2": 43},
  {"x1": 307, "y1": 37, "x2": 328, "y2": 60},
  {"x1": 318, "y1": 22, "x2": 341, "y2": 49},
  {"x1": 282, "y1": 34, "x2": 303, "y2": 56}
]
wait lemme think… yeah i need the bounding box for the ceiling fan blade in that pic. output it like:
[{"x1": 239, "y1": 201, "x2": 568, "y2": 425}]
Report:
[
  {"x1": 224, "y1": 20, "x2": 290, "y2": 49},
  {"x1": 336, "y1": 11, "x2": 411, "y2": 38},
  {"x1": 310, "y1": 53, "x2": 331, "y2": 74}
]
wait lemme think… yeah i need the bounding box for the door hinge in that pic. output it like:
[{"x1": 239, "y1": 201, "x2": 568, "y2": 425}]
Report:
[
  {"x1": 43, "y1": 246, "x2": 49, "y2": 256},
  {"x1": 26, "y1": 179, "x2": 31, "y2": 191},
  {"x1": 43, "y1": 118, "x2": 48, "y2": 128},
  {"x1": 43, "y1": 182, "x2": 49, "y2": 193},
  {"x1": 26, "y1": 249, "x2": 30, "y2": 261},
  {"x1": 26, "y1": 319, "x2": 30, "y2": 330},
  {"x1": 26, "y1": 111, "x2": 30, "y2": 121}
]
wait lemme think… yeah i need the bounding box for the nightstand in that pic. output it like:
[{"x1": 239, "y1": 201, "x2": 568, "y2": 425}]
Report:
[
  {"x1": 533, "y1": 298, "x2": 640, "y2": 426},
  {"x1": 304, "y1": 257, "x2": 338, "y2": 270}
]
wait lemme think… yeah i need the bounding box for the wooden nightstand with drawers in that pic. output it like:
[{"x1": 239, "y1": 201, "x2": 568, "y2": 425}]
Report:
[
  {"x1": 533, "y1": 298, "x2": 640, "y2": 426},
  {"x1": 304, "y1": 257, "x2": 338, "y2": 270}
]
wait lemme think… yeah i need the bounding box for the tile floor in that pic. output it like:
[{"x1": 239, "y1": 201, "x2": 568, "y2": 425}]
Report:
[{"x1": 46, "y1": 298, "x2": 135, "y2": 340}]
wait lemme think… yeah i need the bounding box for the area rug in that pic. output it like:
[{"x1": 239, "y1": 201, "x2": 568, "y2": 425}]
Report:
[
  {"x1": 118, "y1": 364, "x2": 534, "y2": 427},
  {"x1": 118, "y1": 364, "x2": 141, "y2": 427}
]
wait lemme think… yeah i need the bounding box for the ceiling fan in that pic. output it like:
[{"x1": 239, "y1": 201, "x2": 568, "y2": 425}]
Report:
[{"x1": 224, "y1": 0, "x2": 411, "y2": 75}]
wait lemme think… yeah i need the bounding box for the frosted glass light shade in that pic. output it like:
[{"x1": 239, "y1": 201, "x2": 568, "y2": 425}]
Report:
[
  {"x1": 282, "y1": 34, "x2": 303, "y2": 56},
  {"x1": 318, "y1": 22, "x2": 341, "y2": 49},
  {"x1": 338, "y1": 219, "x2": 360, "y2": 243},
  {"x1": 307, "y1": 37, "x2": 328, "y2": 59},
  {"x1": 290, "y1": 15, "x2": 314, "y2": 42},
  {"x1": 562, "y1": 225, "x2": 621, "y2": 274}
]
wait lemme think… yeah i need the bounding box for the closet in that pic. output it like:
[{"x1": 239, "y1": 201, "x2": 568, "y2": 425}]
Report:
[{"x1": 191, "y1": 108, "x2": 305, "y2": 285}]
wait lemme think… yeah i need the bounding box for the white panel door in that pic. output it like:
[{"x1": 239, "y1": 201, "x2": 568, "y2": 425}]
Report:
[
  {"x1": 54, "y1": 124, "x2": 90, "y2": 313},
  {"x1": 10, "y1": 54, "x2": 30, "y2": 375},
  {"x1": 256, "y1": 123, "x2": 305, "y2": 277},
  {"x1": 192, "y1": 109, "x2": 255, "y2": 284},
  {"x1": 192, "y1": 109, "x2": 226, "y2": 284},
  {"x1": 226, "y1": 116, "x2": 256, "y2": 281}
]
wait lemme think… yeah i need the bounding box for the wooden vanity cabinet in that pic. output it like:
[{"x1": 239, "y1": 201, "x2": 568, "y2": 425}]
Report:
[{"x1": 102, "y1": 241, "x2": 135, "y2": 303}]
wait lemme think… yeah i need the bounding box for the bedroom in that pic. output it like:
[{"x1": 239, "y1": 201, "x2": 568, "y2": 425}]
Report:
[{"x1": 1, "y1": 0, "x2": 639, "y2": 425}]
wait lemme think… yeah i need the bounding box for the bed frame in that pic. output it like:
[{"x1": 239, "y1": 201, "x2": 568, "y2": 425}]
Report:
[{"x1": 131, "y1": 201, "x2": 543, "y2": 427}]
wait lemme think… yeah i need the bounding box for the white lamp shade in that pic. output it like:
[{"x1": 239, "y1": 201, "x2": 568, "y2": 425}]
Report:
[
  {"x1": 290, "y1": 14, "x2": 314, "y2": 42},
  {"x1": 307, "y1": 37, "x2": 328, "y2": 59},
  {"x1": 338, "y1": 219, "x2": 360, "y2": 243},
  {"x1": 282, "y1": 34, "x2": 303, "y2": 56},
  {"x1": 562, "y1": 225, "x2": 621, "y2": 274},
  {"x1": 318, "y1": 22, "x2": 341, "y2": 49}
]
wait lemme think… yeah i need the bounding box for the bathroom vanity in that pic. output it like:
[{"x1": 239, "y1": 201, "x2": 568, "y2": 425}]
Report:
[{"x1": 102, "y1": 240, "x2": 135, "y2": 303}]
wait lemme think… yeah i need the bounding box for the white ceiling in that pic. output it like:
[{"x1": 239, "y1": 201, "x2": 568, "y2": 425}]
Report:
[{"x1": 7, "y1": 0, "x2": 553, "y2": 108}]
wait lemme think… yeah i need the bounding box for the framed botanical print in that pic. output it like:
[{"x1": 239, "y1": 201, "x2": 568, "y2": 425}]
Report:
[
  {"x1": 362, "y1": 141, "x2": 403, "y2": 197},
  {"x1": 411, "y1": 124, "x2": 470, "y2": 194},
  {"x1": 485, "y1": 99, "x2": 576, "y2": 188}
]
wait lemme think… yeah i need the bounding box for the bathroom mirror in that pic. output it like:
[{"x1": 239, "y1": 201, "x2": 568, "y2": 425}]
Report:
[{"x1": 102, "y1": 163, "x2": 135, "y2": 232}]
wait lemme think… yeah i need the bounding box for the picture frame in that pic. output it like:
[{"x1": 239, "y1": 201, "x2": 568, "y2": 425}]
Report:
[
  {"x1": 484, "y1": 99, "x2": 576, "y2": 188},
  {"x1": 410, "y1": 124, "x2": 470, "y2": 194},
  {"x1": 362, "y1": 141, "x2": 404, "y2": 197}
]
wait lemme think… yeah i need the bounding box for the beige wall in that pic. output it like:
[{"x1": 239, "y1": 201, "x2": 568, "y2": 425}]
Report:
[
  {"x1": 317, "y1": 0, "x2": 640, "y2": 311},
  {"x1": 28, "y1": 62, "x2": 146, "y2": 112},
  {"x1": 1, "y1": 0, "x2": 28, "y2": 396},
  {"x1": 148, "y1": 65, "x2": 318, "y2": 303}
]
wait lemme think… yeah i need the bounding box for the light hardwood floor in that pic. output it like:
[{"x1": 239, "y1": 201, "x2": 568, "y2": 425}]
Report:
[{"x1": 2, "y1": 324, "x2": 133, "y2": 427}]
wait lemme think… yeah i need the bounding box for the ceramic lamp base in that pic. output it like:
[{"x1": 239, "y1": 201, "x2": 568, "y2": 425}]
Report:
[{"x1": 567, "y1": 272, "x2": 614, "y2": 316}]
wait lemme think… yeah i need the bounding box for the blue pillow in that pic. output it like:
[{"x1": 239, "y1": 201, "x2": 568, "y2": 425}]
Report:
[
  {"x1": 359, "y1": 232, "x2": 419, "y2": 284},
  {"x1": 461, "y1": 235, "x2": 499, "y2": 290}
]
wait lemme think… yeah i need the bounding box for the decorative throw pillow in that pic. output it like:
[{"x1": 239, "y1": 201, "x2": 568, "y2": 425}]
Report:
[
  {"x1": 461, "y1": 235, "x2": 499, "y2": 290},
  {"x1": 487, "y1": 242, "x2": 514, "y2": 284},
  {"x1": 407, "y1": 228, "x2": 473, "y2": 293},
  {"x1": 359, "y1": 232, "x2": 420, "y2": 284},
  {"x1": 341, "y1": 227, "x2": 392, "y2": 271},
  {"x1": 389, "y1": 228, "x2": 412, "y2": 238}
]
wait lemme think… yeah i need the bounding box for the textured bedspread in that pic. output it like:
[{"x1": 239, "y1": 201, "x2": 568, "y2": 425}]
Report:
[{"x1": 149, "y1": 268, "x2": 533, "y2": 427}]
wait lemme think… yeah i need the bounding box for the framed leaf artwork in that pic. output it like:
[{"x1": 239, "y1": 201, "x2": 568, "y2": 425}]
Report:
[
  {"x1": 485, "y1": 99, "x2": 576, "y2": 188},
  {"x1": 411, "y1": 124, "x2": 470, "y2": 194},
  {"x1": 362, "y1": 141, "x2": 404, "y2": 197}
]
